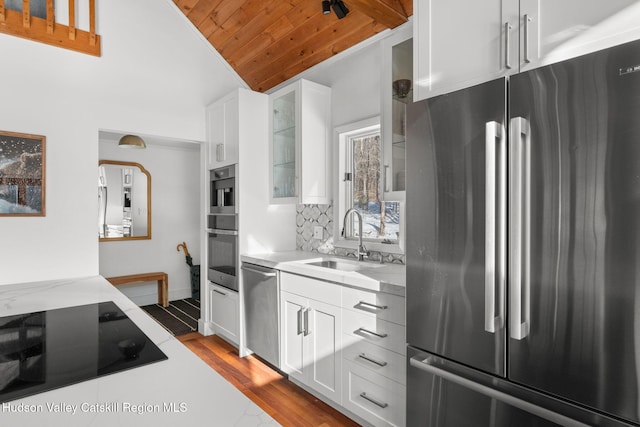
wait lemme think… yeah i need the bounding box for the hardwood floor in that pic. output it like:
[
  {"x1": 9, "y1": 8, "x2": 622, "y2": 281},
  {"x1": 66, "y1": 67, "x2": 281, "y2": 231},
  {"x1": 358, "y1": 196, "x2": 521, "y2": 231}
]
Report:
[{"x1": 178, "y1": 332, "x2": 361, "y2": 427}]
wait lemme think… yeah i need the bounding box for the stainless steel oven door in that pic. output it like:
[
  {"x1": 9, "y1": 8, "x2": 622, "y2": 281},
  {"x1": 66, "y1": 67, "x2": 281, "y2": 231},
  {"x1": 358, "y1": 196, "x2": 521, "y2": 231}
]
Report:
[{"x1": 207, "y1": 228, "x2": 238, "y2": 291}]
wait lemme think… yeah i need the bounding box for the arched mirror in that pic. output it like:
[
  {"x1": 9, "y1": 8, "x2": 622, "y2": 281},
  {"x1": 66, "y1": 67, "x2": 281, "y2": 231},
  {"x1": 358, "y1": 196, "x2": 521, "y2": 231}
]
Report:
[{"x1": 98, "y1": 160, "x2": 151, "y2": 241}]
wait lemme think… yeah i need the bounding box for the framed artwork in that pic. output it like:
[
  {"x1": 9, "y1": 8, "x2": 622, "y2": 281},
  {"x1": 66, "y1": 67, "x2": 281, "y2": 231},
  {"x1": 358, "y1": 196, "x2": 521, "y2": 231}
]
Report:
[{"x1": 0, "y1": 130, "x2": 46, "y2": 216}]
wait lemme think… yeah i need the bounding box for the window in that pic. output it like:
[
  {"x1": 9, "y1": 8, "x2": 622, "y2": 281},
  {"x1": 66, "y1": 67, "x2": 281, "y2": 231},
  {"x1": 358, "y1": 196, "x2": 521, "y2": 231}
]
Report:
[{"x1": 336, "y1": 117, "x2": 402, "y2": 252}]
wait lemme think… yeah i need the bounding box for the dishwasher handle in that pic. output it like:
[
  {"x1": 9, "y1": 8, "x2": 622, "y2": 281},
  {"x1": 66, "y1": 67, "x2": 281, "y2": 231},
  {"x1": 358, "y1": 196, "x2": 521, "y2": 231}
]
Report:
[{"x1": 241, "y1": 263, "x2": 277, "y2": 277}]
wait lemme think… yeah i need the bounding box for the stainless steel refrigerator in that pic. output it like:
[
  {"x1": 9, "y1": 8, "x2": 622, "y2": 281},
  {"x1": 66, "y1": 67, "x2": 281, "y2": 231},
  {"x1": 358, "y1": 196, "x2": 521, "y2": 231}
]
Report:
[{"x1": 406, "y1": 39, "x2": 640, "y2": 426}]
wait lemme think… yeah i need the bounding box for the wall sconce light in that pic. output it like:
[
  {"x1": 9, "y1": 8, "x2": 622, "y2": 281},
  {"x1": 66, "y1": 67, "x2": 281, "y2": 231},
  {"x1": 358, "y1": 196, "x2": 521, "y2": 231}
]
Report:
[
  {"x1": 118, "y1": 134, "x2": 146, "y2": 149},
  {"x1": 322, "y1": 0, "x2": 349, "y2": 19}
]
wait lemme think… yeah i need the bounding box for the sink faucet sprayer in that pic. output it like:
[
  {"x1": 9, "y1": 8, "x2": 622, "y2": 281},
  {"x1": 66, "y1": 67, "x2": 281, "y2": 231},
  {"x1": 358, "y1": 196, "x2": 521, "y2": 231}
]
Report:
[{"x1": 341, "y1": 208, "x2": 369, "y2": 261}]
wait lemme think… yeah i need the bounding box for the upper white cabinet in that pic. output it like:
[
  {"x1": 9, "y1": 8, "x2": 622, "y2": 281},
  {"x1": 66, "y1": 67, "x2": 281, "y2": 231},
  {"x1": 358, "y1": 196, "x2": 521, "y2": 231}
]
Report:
[
  {"x1": 206, "y1": 90, "x2": 239, "y2": 169},
  {"x1": 413, "y1": 0, "x2": 513, "y2": 101},
  {"x1": 381, "y1": 23, "x2": 412, "y2": 200},
  {"x1": 414, "y1": 0, "x2": 640, "y2": 101},
  {"x1": 519, "y1": 0, "x2": 640, "y2": 72},
  {"x1": 269, "y1": 79, "x2": 331, "y2": 204}
]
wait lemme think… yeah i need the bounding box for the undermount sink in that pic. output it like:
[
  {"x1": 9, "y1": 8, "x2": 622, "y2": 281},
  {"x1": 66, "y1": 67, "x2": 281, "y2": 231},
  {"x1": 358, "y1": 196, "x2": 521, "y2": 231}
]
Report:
[{"x1": 305, "y1": 259, "x2": 382, "y2": 272}]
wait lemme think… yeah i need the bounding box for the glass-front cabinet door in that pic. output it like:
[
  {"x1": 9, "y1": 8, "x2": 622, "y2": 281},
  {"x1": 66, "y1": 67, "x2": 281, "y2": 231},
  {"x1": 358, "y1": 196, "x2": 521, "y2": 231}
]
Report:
[
  {"x1": 270, "y1": 87, "x2": 298, "y2": 203},
  {"x1": 381, "y1": 23, "x2": 412, "y2": 201},
  {"x1": 269, "y1": 79, "x2": 331, "y2": 205}
]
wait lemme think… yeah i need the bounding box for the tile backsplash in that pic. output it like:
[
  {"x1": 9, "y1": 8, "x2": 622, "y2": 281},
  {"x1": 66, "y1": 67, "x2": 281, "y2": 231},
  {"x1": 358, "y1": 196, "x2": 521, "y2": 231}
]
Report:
[{"x1": 296, "y1": 204, "x2": 405, "y2": 264}]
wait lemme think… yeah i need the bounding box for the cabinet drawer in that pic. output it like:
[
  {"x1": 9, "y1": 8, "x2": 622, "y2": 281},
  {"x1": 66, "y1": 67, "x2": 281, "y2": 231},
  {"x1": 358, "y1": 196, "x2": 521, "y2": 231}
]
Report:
[
  {"x1": 342, "y1": 287, "x2": 405, "y2": 325},
  {"x1": 208, "y1": 282, "x2": 239, "y2": 344},
  {"x1": 342, "y1": 310, "x2": 405, "y2": 355},
  {"x1": 343, "y1": 360, "x2": 405, "y2": 427},
  {"x1": 280, "y1": 272, "x2": 341, "y2": 306},
  {"x1": 342, "y1": 336, "x2": 405, "y2": 385}
]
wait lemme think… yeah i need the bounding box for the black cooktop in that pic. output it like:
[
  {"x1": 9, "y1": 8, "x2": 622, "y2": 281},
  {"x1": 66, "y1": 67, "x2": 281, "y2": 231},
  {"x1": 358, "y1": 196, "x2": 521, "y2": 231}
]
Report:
[{"x1": 0, "y1": 301, "x2": 168, "y2": 403}]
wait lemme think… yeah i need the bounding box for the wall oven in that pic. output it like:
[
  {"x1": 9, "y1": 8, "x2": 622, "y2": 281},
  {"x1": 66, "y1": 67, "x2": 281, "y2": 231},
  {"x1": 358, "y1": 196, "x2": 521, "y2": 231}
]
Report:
[
  {"x1": 207, "y1": 225, "x2": 238, "y2": 291},
  {"x1": 207, "y1": 165, "x2": 238, "y2": 291}
]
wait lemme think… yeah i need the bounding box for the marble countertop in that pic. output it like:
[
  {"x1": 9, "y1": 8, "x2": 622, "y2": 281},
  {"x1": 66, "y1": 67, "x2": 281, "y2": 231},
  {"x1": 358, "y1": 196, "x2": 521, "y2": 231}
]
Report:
[
  {"x1": 241, "y1": 251, "x2": 406, "y2": 296},
  {"x1": 0, "y1": 276, "x2": 278, "y2": 427}
]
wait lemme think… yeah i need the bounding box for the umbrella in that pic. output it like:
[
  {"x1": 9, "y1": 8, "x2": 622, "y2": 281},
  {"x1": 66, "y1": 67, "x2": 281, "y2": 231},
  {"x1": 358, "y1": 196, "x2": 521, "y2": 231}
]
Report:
[{"x1": 176, "y1": 242, "x2": 193, "y2": 267}]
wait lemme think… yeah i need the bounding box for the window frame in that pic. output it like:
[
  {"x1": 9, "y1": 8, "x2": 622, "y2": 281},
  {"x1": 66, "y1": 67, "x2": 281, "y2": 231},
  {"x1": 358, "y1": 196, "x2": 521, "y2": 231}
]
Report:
[{"x1": 334, "y1": 117, "x2": 404, "y2": 255}]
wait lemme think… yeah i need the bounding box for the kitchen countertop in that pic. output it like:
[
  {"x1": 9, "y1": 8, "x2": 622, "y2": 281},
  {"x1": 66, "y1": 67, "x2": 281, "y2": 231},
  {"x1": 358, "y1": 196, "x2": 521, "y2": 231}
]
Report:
[
  {"x1": 0, "y1": 275, "x2": 278, "y2": 427},
  {"x1": 241, "y1": 251, "x2": 406, "y2": 296}
]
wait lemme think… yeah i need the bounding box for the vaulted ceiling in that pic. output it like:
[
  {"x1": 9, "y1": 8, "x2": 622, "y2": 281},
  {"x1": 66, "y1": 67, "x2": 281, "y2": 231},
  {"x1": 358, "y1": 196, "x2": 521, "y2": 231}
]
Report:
[{"x1": 173, "y1": 0, "x2": 413, "y2": 92}]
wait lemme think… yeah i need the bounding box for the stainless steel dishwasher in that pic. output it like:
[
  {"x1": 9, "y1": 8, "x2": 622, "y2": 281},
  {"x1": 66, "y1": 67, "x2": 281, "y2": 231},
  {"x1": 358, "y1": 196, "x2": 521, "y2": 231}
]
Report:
[{"x1": 241, "y1": 263, "x2": 279, "y2": 368}]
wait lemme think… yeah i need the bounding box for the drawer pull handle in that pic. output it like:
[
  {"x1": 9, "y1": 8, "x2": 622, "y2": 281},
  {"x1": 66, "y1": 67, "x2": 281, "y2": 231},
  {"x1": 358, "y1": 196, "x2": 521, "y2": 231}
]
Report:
[
  {"x1": 296, "y1": 308, "x2": 304, "y2": 335},
  {"x1": 356, "y1": 327, "x2": 388, "y2": 339},
  {"x1": 303, "y1": 308, "x2": 311, "y2": 336},
  {"x1": 359, "y1": 392, "x2": 388, "y2": 409},
  {"x1": 355, "y1": 301, "x2": 388, "y2": 311},
  {"x1": 213, "y1": 289, "x2": 227, "y2": 296},
  {"x1": 358, "y1": 353, "x2": 387, "y2": 367}
]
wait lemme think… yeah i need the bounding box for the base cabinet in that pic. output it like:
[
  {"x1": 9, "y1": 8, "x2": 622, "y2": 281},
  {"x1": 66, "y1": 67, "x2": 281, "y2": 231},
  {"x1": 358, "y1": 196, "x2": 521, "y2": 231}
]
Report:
[
  {"x1": 341, "y1": 286, "x2": 406, "y2": 427},
  {"x1": 280, "y1": 279, "x2": 342, "y2": 403},
  {"x1": 207, "y1": 282, "x2": 239, "y2": 345},
  {"x1": 279, "y1": 271, "x2": 406, "y2": 426}
]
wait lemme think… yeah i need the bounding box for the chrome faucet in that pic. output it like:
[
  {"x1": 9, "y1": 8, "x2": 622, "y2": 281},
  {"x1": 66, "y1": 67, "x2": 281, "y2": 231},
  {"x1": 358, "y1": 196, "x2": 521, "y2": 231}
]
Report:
[{"x1": 341, "y1": 208, "x2": 369, "y2": 261}]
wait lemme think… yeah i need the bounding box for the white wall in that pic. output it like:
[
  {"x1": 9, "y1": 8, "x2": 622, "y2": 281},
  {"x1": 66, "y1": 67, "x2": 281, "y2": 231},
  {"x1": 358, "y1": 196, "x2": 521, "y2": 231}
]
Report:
[
  {"x1": 98, "y1": 136, "x2": 201, "y2": 305},
  {"x1": 0, "y1": 0, "x2": 245, "y2": 286}
]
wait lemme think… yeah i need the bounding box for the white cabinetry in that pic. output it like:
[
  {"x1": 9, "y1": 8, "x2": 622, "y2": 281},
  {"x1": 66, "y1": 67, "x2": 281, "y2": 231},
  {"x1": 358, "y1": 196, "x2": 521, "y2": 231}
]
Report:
[
  {"x1": 202, "y1": 88, "x2": 296, "y2": 348},
  {"x1": 206, "y1": 90, "x2": 239, "y2": 169},
  {"x1": 414, "y1": 0, "x2": 640, "y2": 101},
  {"x1": 519, "y1": 0, "x2": 640, "y2": 72},
  {"x1": 279, "y1": 270, "x2": 407, "y2": 427},
  {"x1": 269, "y1": 79, "x2": 331, "y2": 204},
  {"x1": 381, "y1": 23, "x2": 412, "y2": 200},
  {"x1": 413, "y1": 0, "x2": 513, "y2": 101},
  {"x1": 280, "y1": 272, "x2": 341, "y2": 403},
  {"x1": 207, "y1": 282, "x2": 239, "y2": 344},
  {"x1": 341, "y1": 287, "x2": 406, "y2": 427}
]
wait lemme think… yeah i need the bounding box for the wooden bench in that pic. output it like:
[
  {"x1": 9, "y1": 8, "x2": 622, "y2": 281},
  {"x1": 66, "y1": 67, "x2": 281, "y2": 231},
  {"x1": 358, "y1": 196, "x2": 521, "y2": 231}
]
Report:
[{"x1": 106, "y1": 272, "x2": 168, "y2": 307}]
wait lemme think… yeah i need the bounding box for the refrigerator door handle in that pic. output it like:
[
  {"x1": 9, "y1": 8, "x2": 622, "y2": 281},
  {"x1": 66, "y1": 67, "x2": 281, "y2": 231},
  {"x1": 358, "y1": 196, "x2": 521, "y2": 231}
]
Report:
[
  {"x1": 485, "y1": 121, "x2": 505, "y2": 333},
  {"x1": 409, "y1": 356, "x2": 590, "y2": 427},
  {"x1": 510, "y1": 117, "x2": 531, "y2": 340}
]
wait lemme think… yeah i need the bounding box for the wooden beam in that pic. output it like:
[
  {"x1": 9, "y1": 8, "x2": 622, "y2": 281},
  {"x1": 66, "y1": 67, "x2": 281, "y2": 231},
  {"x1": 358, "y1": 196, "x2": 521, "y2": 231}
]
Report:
[
  {"x1": 68, "y1": 0, "x2": 75, "y2": 40},
  {"x1": 347, "y1": 0, "x2": 407, "y2": 29},
  {"x1": 0, "y1": 0, "x2": 5, "y2": 23},
  {"x1": 89, "y1": 0, "x2": 95, "y2": 45},
  {"x1": 46, "y1": 0, "x2": 53, "y2": 33},
  {"x1": 22, "y1": 0, "x2": 30, "y2": 28}
]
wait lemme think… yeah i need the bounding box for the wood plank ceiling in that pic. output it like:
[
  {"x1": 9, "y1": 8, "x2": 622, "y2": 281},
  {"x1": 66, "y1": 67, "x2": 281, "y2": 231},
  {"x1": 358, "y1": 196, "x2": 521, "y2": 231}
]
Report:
[{"x1": 173, "y1": 0, "x2": 413, "y2": 92}]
